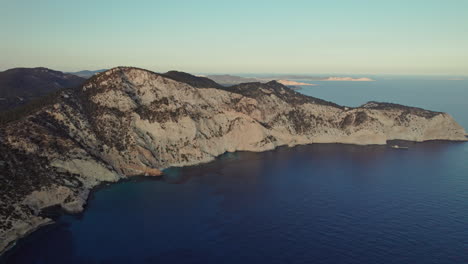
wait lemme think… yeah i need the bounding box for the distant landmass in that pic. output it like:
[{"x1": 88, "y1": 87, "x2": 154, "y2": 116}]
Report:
[
  {"x1": 205, "y1": 74, "x2": 261, "y2": 86},
  {"x1": 69, "y1": 69, "x2": 108, "y2": 78},
  {"x1": 205, "y1": 74, "x2": 374, "y2": 85},
  {"x1": 0, "y1": 67, "x2": 85, "y2": 111},
  {"x1": 205, "y1": 75, "x2": 317, "y2": 86},
  {"x1": 70, "y1": 71, "x2": 376, "y2": 84},
  {"x1": 269, "y1": 75, "x2": 375, "y2": 82},
  {"x1": 322, "y1": 77, "x2": 375, "y2": 81},
  {"x1": 276, "y1": 80, "x2": 317, "y2": 86}
]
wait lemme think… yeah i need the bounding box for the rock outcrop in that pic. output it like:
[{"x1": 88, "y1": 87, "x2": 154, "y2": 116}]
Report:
[{"x1": 0, "y1": 67, "x2": 466, "y2": 254}]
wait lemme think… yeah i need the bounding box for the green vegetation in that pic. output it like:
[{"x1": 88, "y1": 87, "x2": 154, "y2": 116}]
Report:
[{"x1": 0, "y1": 89, "x2": 67, "y2": 126}]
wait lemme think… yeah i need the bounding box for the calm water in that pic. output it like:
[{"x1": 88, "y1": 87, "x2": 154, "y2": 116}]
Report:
[{"x1": 2, "y1": 78, "x2": 468, "y2": 264}]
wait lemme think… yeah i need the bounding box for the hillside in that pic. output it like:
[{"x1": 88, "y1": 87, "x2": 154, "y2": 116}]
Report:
[
  {"x1": 0, "y1": 68, "x2": 85, "y2": 111},
  {"x1": 69, "y1": 69, "x2": 107, "y2": 78},
  {"x1": 0, "y1": 67, "x2": 466, "y2": 254}
]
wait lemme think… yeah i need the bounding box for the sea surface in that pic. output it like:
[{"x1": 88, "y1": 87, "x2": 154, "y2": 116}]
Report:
[{"x1": 2, "y1": 78, "x2": 468, "y2": 264}]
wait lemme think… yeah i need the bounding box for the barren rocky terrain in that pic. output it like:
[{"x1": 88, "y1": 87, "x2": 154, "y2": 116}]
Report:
[{"x1": 0, "y1": 67, "x2": 466, "y2": 254}]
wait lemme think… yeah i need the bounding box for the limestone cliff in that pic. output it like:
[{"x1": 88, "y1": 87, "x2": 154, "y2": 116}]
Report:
[{"x1": 0, "y1": 67, "x2": 466, "y2": 254}]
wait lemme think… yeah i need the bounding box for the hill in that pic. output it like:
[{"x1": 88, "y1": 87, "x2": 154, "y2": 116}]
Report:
[
  {"x1": 0, "y1": 67, "x2": 466, "y2": 254},
  {"x1": 0, "y1": 67, "x2": 85, "y2": 111}
]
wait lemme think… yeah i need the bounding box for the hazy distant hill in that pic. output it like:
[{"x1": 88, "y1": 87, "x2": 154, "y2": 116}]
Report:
[
  {"x1": 0, "y1": 67, "x2": 85, "y2": 111},
  {"x1": 205, "y1": 74, "x2": 261, "y2": 86},
  {"x1": 205, "y1": 74, "x2": 374, "y2": 85},
  {"x1": 164, "y1": 71, "x2": 224, "y2": 88},
  {"x1": 69, "y1": 69, "x2": 107, "y2": 78}
]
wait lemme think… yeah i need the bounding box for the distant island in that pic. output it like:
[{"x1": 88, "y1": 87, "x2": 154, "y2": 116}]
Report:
[
  {"x1": 205, "y1": 74, "x2": 260, "y2": 86},
  {"x1": 203, "y1": 74, "x2": 317, "y2": 86},
  {"x1": 68, "y1": 69, "x2": 107, "y2": 78},
  {"x1": 276, "y1": 80, "x2": 317, "y2": 86},
  {"x1": 322, "y1": 77, "x2": 375, "y2": 81},
  {"x1": 205, "y1": 74, "x2": 374, "y2": 86}
]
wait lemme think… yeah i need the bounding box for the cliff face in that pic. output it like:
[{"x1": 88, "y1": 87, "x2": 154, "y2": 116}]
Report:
[{"x1": 0, "y1": 67, "x2": 466, "y2": 254}]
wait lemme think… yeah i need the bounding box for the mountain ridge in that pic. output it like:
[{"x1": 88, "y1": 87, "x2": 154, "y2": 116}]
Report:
[
  {"x1": 69, "y1": 69, "x2": 107, "y2": 78},
  {"x1": 0, "y1": 67, "x2": 85, "y2": 111},
  {"x1": 0, "y1": 66, "x2": 466, "y2": 255}
]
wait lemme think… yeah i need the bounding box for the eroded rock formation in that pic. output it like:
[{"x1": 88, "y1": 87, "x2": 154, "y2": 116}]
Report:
[{"x1": 0, "y1": 67, "x2": 466, "y2": 254}]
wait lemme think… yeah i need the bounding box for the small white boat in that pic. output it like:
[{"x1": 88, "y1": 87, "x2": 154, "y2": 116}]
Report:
[{"x1": 391, "y1": 145, "x2": 409, "y2": 150}]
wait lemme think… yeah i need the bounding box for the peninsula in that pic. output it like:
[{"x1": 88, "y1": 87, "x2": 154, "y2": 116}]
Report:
[{"x1": 0, "y1": 67, "x2": 466, "y2": 254}]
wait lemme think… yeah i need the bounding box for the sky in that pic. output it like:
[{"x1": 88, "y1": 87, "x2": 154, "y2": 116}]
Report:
[{"x1": 1, "y1": 0, "x2": 467, "y2": 75}]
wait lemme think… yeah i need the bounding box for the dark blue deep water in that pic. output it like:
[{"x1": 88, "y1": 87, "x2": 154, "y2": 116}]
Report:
[{"x1": 2, "y1": 78, "x2": 468, "y2": 264}]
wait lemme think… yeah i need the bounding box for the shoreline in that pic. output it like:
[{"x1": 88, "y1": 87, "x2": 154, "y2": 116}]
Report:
[
  {"x1": 0, "y1": 176, "x2": 163, "y2": 258},
  {"x1": 1, "y1": 218, "x2": 54, "y2": 259},
  {"x1": 0, "y1": 139, "x2": 466, "y2": 258}
]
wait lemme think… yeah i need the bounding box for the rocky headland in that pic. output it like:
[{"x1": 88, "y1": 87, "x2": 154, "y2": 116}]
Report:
[{"x1": 0, "y1": 67, "x2": 466, "y2": 254}]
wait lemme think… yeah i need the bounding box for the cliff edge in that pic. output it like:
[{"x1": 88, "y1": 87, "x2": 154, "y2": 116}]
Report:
[{"x1": 0, "y1": 67, "x2": 466, "y2": 254}]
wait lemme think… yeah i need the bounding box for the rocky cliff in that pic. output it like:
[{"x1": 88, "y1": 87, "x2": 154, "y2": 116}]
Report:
[{"x1": 0, "y1": 67, "x2": 466, "y2": 254}]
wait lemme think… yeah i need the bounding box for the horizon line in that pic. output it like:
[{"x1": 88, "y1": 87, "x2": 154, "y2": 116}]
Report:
[{"x1": 0, "y1": 66, "x2": 467, "y2": 78}]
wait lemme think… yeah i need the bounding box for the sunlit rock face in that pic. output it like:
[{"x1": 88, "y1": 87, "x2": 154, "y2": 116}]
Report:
[{"x1": 0, "y1": 67, "x2": 466, "y2": 254}]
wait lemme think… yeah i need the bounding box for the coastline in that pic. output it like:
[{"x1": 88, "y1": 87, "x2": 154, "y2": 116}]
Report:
[
  {"x1": 1, "y1": 139, "x2": 466, "y2": 258},
  {"x1": 1, "y1": 218, "x2": 54, "y2": 258}
]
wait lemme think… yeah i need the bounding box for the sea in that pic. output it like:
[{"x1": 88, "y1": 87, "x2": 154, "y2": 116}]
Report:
[{"x1": 2, "y1": 77, "x2": 467, "y2": 264}]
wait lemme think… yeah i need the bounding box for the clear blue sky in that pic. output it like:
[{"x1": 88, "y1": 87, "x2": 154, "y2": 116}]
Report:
[{"x1": 1, "y1": 0, "x2": 467, "y2": 75}]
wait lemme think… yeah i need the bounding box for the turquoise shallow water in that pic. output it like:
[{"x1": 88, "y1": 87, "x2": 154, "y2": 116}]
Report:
[{"x1": 2, "y1": 78, "x2": 468, "y2": 264}]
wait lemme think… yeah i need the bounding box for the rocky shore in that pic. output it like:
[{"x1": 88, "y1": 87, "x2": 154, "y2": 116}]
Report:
[{"x1": 0, "y1": 67, "x2": 466, "y2": 255}]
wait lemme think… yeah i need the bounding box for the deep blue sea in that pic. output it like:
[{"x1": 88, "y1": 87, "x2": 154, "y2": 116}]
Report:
[{"x1": 2, "y1": 78, "x2": 468, "y2": 264}]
